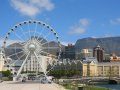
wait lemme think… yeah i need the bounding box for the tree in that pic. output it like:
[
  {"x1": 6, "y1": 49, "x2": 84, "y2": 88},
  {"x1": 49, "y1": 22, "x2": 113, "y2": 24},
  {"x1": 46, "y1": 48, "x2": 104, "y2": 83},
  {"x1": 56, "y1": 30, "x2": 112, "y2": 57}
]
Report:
[{"x1": 2, "y1": 70, "x2": 12, "y2": 77}]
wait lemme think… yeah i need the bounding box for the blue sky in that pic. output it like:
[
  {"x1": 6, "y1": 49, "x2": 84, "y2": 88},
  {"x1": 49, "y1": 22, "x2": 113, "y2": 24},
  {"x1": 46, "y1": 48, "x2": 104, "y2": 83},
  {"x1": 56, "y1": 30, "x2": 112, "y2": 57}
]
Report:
[{"x1": 0, "y1": 0, "x2": 120, "y2": 45}]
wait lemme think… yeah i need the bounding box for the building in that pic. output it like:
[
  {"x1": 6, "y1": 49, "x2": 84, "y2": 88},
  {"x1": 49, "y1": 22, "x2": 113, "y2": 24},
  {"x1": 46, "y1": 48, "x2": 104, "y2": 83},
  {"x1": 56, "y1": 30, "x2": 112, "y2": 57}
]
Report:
[
  {"x1": 4, "y1": 59, "x2": 23, "y2": 74},
  {"x1": 52, "y1": 58, "x2": 98, "y2": 77},
  {"x1": 23, "y1": 56, "x2": 50, "y2": 73},
  {"x1": 3, "y1": 55, "x2": 56, "y2": 75},
  {"x1": 52, "y1": 60, "x2": 83, "y2": 76},
  {"x1": 49, "y1": 58, "x2": 120, "y2": 77},
  {"x1": 110, "y1": 53, "x2": 120, "y2": 62},
  {"x1": 82, "y1": 58, "x2": 98, "y2": 77},
  {"x1": 80, "y1": 49, "x2": 93, "y2": 59},
  {"x1": 104, "y1": 53, "x2": 111, "y2": 62},
  {"x1": 93, "y1": 45, "x2": 105, "y2": 62},
  {"x1": 0, "y1": 48, "x2": 5, "y2": 71},
  {"x1": 65, "y1": 44, "x2": 75, "y2": 60},
  {"x1": 97, "y1": 62, "x2": 120, "y2": 77}
]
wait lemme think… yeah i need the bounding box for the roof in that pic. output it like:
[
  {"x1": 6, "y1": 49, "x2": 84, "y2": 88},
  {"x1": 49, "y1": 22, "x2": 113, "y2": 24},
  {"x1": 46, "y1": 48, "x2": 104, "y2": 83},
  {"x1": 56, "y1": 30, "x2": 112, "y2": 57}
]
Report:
[{"x1": 82, "y1": 57, "x2": 98, "y2": 64}]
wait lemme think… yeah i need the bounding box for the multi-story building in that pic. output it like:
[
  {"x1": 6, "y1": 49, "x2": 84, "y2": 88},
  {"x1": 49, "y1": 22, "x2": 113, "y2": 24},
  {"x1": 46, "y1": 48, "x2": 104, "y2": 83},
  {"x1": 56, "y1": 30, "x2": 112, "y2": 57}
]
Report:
[
  {"x1": 51, "y1": 57, "x2": 120, "y2": 77},
  {"x1": 93, "y1": 45, "x2": 105, "y2": 62},
  {"x1": 58, "y1": 44, "x2": 76, "y2": 60},
  {"x1": 0, "y1": 48, "x2": 5, "y2": 71},
  {"x1": 97, "y1": 62, "x2": 120, "y2": 77},
  {"x1": 3, "y1": 55, "x2": 56, "y2": 75},
  {"x1": 52, "y1": 59, "x2": 98, "y2": 77},
  {"x1": 23, "y1": 56, "x2": 50, "y2": 73},
  {"x1": 80, "y1": 49, "x2": 93, "y2": 59},
  {"x1": 65, "y1": 44, "x2": 75, "y2": 60},
  {"x1": 82, "y1": 60, "x2": 97, "y2": 77}
]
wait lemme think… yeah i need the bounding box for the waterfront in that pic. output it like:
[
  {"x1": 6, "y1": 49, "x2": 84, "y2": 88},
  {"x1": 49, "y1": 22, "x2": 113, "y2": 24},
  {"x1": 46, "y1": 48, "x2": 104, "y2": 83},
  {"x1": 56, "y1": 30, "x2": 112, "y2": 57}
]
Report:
[{"x1": 97, "y1": 85, "x2": 120, "y2": 90}]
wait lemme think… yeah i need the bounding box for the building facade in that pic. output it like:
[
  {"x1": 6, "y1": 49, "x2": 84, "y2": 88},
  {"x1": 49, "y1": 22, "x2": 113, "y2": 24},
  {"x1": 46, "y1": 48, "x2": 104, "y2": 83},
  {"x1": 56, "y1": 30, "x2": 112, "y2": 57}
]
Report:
[
  {"x1": 80, "y1": 49, "x2": 93, "y2": 59},
  {"x1": 51, "y1": 59, "x2": 120, "y2": 77},
  {"x1": 0, "y1": 48, "x2": 5, "y2": 71},
  {"x1": 97, "y1": 62, "x2": 120, "y2": 77},
  {"x1": 93, "y1": 45, "x2": 105, "y2": 62},
  {"x1": 110, "y1": 53, "x2": 120, "y2": 62}
]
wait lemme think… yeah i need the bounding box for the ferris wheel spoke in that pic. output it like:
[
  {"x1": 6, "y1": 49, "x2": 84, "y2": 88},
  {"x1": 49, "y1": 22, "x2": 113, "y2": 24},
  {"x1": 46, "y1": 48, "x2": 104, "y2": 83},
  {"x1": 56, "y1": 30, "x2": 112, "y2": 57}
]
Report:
[
  {"x1": 41, "y1": 38, "x2": 56, "y2": 46},
  {"x1": 41, "y1": 41, "x2": 49, "y2": 46},
  {"x1": 6, "y1": 46, "x2": 23, "y2": 49},
  {"x1": 8, "y1": 50, "x2": 24, "y2": 57},
  {"x1": 18, "y1": 25, "x2": 27, "y2": 40},
  {"x1": 16, "y1": 52, "x2": 30, "y2": 77},
  {"x1": 33, "y1": 52, "x2": 48, "y2": 78},
  {"x1": 39, "y1": 32, "x2": 51, "y2": 43},
  {"x1": 34, "y1": 22, "x2": 38, "y2": 38},
  {"x1": 36, "y1": 23, "x2": 45, "y2": 40},
  {"x1": 46, "y1": 61, "x2": 58, "y2": 75},
  {"x1": 27, "y1": 23, "x2": 31, "y2": 39},
  {"x1": 36, "y1": 30, "x2": 44, "y2": 41},
  {"x1": 18, "y1": 53, "x2": 26, "y2": 60},
  {"x1": 9, "y1": 60, "x2": 19, "y2": 66},
  {"x1": 18, "y1": 42, "x2": 26, "y2": 46},
  {"x1": 13, "y1": 32, "x2": 25, "y2": 42}
]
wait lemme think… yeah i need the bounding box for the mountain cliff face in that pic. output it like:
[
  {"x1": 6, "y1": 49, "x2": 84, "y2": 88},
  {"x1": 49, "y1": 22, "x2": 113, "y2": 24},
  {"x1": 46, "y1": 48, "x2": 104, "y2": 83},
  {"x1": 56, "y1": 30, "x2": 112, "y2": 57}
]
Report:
[{"x1": 75, "y1": 37, "x2": 120, "y2": 55}]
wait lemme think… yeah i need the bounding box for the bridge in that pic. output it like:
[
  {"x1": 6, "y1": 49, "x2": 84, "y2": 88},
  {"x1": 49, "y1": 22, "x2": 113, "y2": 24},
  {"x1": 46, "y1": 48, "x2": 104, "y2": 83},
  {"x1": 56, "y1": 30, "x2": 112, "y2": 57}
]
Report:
[{"x1": 59, "y1": 77, "x2": 120, "y2": 85}]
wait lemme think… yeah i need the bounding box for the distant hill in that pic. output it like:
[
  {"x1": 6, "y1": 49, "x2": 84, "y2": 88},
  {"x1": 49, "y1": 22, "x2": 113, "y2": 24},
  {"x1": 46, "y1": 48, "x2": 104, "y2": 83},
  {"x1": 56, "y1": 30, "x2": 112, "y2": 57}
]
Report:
[
  {"x1": 5, "y1": 38, "x2": 65, "y2": 60},
  {"x1": 75, "y1": 37, "x2": 120, "y2": 55}
]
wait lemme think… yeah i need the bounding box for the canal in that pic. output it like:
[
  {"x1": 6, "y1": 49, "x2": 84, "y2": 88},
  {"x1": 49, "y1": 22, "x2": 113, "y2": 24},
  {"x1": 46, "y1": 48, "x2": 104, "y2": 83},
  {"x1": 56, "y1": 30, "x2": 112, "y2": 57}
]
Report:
[{"x1": 97, "y1": 85, "x2": 120, "y2": 90}]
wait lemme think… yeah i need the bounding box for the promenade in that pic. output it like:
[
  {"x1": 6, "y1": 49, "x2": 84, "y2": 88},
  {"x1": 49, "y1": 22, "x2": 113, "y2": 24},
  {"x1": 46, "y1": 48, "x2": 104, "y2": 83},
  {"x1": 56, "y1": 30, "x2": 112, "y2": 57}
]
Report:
[{"x1": 0, "y1": 81, "x2": 64, "y2": 90}]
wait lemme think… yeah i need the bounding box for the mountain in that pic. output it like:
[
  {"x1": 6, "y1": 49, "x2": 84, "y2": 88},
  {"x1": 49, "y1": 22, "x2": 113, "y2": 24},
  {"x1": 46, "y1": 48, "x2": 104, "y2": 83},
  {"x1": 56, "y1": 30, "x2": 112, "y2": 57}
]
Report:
[
  {"x1": 5, "y1": 41, "x2": 65, "y2": 60},
  {"x1": 75, "y1": 37, "x2": 120, "y2": 55}
]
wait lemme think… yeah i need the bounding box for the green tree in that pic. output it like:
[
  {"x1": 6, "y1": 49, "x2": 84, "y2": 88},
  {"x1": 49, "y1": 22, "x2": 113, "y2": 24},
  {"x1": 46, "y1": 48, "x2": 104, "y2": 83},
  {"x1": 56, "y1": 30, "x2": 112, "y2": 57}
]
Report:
[{"x1": 2, "y1": 70, "x2": 12, "y2": 77}]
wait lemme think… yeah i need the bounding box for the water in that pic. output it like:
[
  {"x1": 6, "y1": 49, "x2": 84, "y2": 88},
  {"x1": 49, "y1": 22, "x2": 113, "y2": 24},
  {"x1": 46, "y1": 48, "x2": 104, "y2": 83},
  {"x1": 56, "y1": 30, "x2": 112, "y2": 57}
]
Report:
[{"x1": 97, "y1": 85, "x2": 120, "y2": 90}]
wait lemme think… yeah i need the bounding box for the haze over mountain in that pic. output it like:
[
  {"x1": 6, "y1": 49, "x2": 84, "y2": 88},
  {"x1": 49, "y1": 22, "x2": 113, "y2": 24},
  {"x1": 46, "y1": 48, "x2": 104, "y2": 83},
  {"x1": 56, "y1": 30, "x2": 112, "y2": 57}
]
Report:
[
  {"x1": 5, "y1": 40, "x2": 65, "y2": 60},
  {"x1": 75, "y1": 36, "x2": 120, "y2": 55},
  {"x1": 5, "y1": 36, "x2": 120, "y2": 60}
]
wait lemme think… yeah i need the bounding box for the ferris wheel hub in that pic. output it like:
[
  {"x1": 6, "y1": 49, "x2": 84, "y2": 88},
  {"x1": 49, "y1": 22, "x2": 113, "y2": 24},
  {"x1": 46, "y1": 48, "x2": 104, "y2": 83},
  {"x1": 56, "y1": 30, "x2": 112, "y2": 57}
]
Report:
[{"x1": 28, "y1": 44, "x2": 36, "y2": 51}]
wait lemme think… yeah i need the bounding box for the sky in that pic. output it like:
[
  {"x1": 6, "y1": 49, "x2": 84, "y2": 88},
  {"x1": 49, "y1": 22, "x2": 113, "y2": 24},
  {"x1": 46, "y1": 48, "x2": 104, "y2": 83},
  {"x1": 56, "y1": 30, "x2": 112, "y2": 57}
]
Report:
[{"x1": 0, "y1": 0, "x2": 120, "y2": 45}]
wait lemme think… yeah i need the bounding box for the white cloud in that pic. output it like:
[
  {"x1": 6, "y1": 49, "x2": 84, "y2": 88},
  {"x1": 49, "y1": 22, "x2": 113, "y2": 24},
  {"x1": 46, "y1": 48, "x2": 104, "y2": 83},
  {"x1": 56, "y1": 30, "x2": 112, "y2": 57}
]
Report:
[
  {"x1": 79, "y1": 18, "x2": 90, "y2": 26},
  {"x1": 10, "y1": 0, "x2": 54, "y2": 17},
  {"x1": 69, "y1": 27, "x2": 85, "y2": 35},
  {"x1": 110, "y1": 18, "x2": 120, "y2": 25},
  {"x1": 69, "y1": 18, "x2": 90, "y2": 35}
]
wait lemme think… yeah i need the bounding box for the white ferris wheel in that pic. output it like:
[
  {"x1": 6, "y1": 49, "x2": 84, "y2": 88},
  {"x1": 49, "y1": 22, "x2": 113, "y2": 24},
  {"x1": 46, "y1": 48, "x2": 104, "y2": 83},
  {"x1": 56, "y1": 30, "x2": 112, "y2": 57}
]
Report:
[{"x1": 3, "y1": 20, "x2": 61, "y2": 81}]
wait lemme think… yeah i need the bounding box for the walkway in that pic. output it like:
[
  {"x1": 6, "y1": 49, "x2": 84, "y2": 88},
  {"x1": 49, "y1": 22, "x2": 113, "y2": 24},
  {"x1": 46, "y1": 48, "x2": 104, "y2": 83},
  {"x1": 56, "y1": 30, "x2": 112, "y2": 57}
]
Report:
[{"x1": 0, "y1": 81, "x2": 65, "y2": 90}]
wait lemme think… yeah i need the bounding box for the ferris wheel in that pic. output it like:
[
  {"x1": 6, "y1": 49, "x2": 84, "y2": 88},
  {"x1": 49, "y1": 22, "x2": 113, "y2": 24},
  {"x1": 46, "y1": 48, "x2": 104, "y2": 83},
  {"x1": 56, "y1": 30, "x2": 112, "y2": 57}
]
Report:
[{"x1": 3, "y1": 20, "x2": 61, "y2": 81}]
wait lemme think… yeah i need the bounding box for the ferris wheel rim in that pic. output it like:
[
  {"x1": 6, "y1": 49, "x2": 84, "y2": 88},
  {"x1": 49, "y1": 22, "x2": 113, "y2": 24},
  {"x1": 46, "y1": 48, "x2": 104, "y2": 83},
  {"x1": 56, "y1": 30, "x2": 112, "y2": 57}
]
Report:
[{"x1": 3, "y1": 20, "x2": 62, "y2": 56}]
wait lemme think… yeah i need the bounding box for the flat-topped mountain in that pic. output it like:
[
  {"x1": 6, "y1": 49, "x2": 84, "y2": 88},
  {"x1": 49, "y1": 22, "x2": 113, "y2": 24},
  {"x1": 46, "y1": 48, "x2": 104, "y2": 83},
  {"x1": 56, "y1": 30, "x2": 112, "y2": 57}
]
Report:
[{"x1": 75, "y1": 37, "x2": 120, "y2": 55}]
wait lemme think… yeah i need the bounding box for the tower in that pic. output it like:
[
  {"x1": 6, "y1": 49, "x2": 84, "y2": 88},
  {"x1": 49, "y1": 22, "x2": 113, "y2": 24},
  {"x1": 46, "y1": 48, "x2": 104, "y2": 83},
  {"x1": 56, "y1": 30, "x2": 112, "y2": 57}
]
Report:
[{"x1": 93, "y1": 45, "x2": 105, "y2": 62}]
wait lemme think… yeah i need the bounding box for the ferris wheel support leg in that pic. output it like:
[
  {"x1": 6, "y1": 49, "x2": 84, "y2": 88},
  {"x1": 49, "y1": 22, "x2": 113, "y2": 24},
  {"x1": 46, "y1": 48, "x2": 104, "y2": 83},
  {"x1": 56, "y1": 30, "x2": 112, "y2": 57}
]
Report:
[
  {"x1": 14, "y1": 52, "x2": 30, "y2": 81},
  {"x1": 34, "y1": 52, "x2": 48, "y2": 79}
]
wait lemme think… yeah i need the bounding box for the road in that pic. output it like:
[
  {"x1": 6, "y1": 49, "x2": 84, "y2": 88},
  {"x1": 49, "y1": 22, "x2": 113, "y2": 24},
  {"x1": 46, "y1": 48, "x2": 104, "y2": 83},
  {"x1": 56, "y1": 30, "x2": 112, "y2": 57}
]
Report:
[{"x1": 0, "y1": 81, "x2": 65, "y2": 90}]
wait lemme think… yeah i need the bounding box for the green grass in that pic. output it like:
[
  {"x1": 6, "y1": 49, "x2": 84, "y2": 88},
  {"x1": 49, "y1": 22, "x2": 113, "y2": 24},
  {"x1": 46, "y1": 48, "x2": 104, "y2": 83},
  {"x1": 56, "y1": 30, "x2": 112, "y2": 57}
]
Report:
[
  {"x1": 63, "y1": 85, "x2": 111, "y2": 90},
  {"x1": 84, "y1": 86, "x2": 111, "y2": 90}
]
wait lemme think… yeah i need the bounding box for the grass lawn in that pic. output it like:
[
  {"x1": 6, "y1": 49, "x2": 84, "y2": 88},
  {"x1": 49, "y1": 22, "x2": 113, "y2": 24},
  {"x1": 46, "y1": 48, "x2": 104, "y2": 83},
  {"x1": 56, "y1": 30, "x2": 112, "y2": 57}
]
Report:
[
  {"x1": 84, "y1": 86, "x2": 111, "y2": 90},
  {"x1": 63, "y1": 85, "x2": 111, "y2": 90}
]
